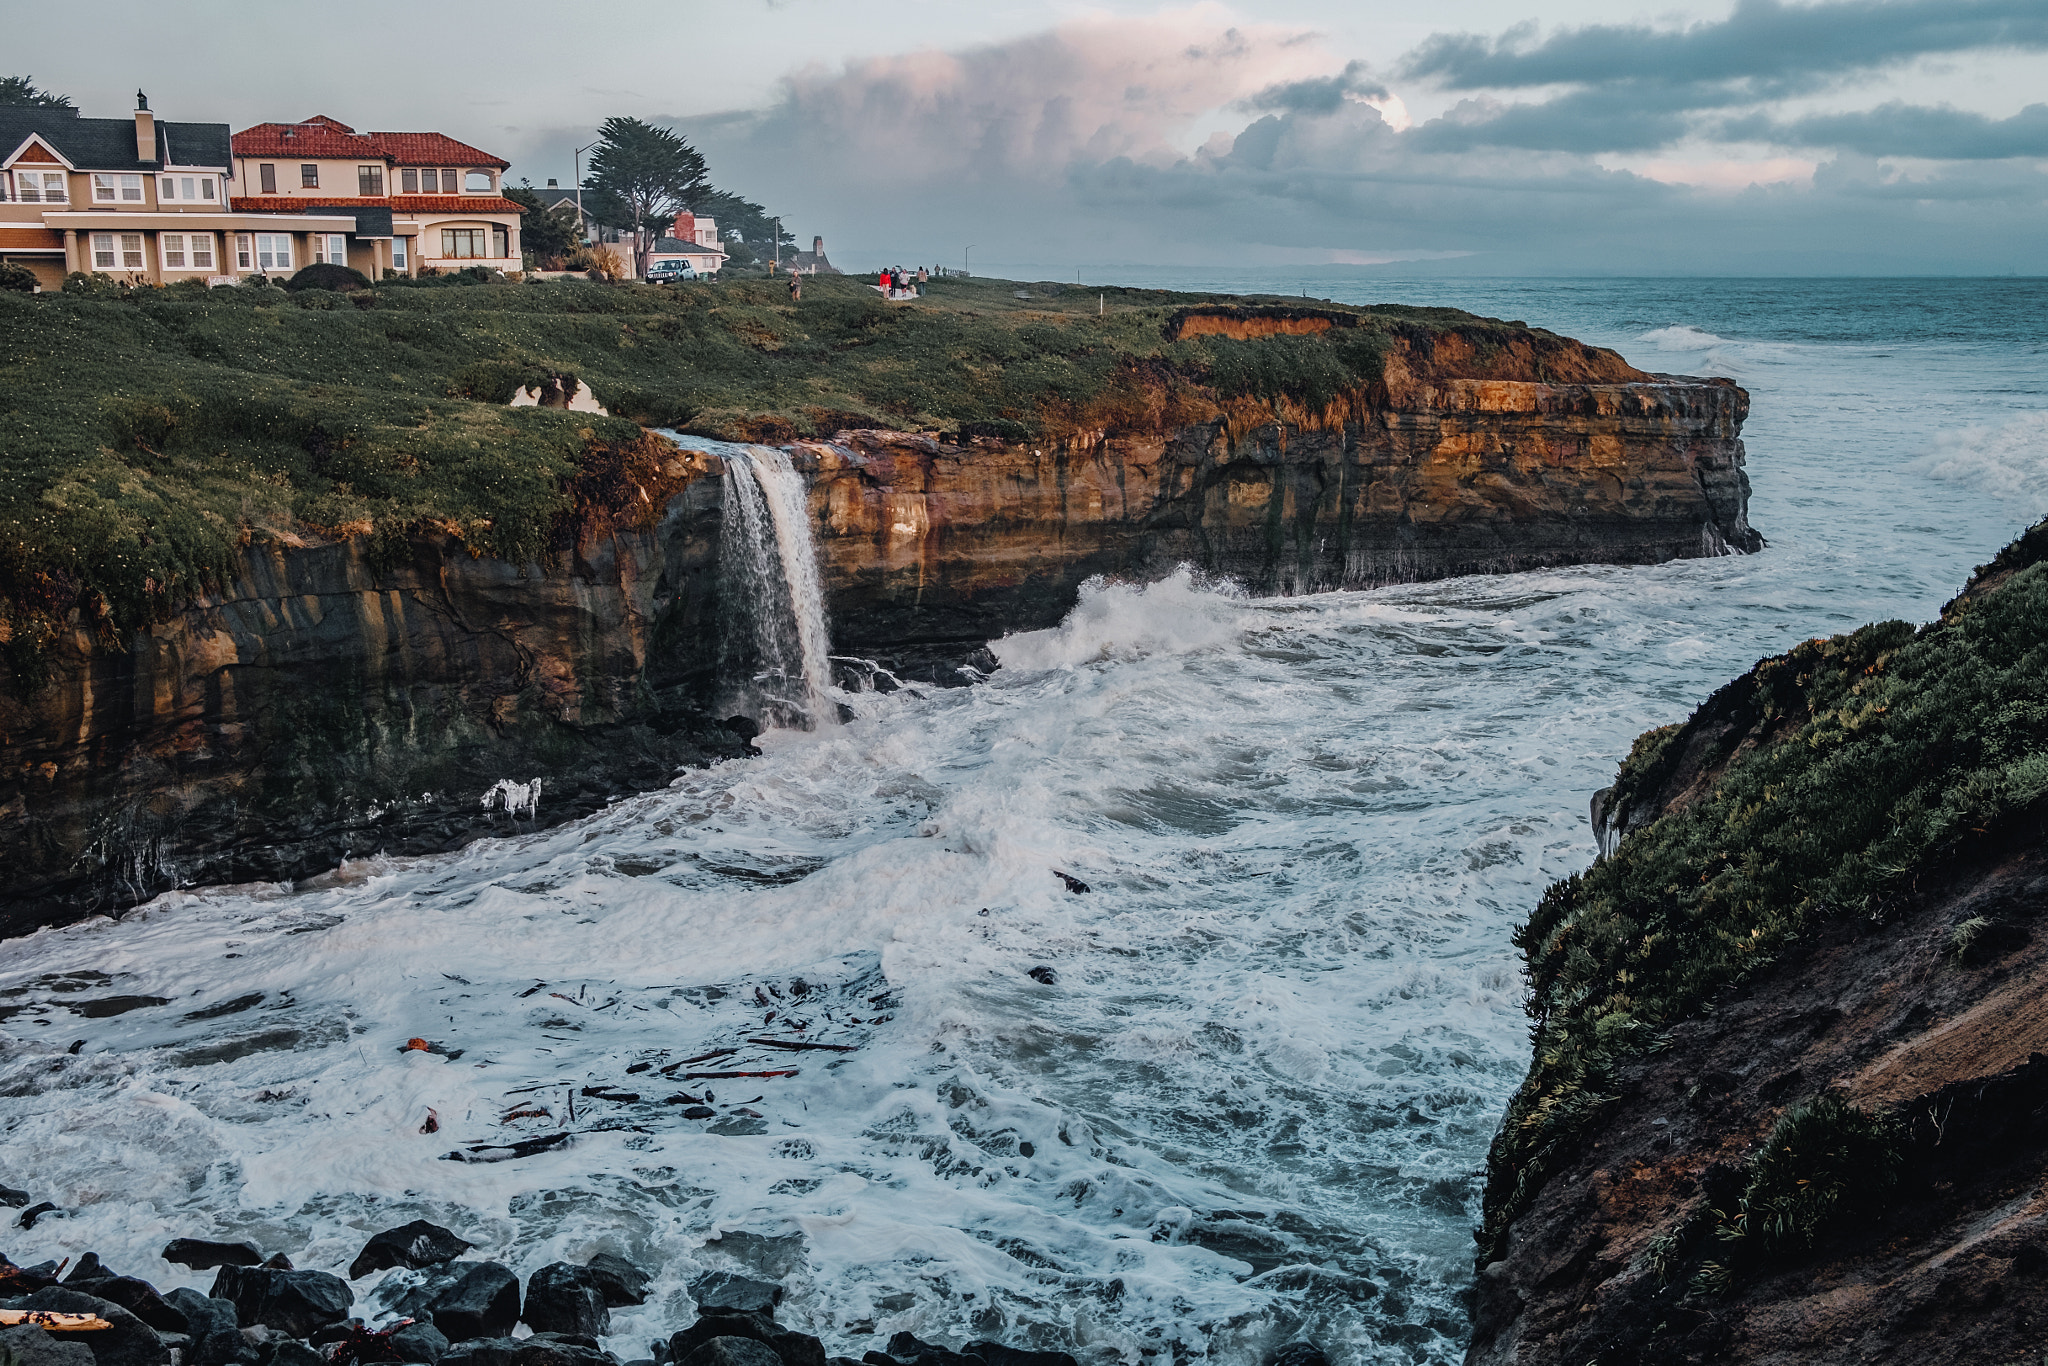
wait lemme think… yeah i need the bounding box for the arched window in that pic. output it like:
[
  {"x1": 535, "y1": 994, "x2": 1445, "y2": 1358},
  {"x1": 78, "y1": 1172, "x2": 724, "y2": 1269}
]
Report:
[{"x1": 465, "y1": 170, "x2": 493, "y2": 193}]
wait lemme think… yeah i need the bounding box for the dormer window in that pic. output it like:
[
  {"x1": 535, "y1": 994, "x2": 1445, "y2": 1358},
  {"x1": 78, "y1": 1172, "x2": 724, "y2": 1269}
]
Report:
[
  {"x1": 92, "y1": 173, "x2": 143, "y2": 202},
  {"x1": 12, "y1": 170, "x2": 66, "y2": 203},
  {"x1": 159, "y1": 175, "x2": 217, "y2": 202}
]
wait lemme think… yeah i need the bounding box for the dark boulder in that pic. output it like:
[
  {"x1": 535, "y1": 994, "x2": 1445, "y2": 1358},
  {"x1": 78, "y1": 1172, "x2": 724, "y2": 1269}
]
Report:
[
  {"x1": 258, "y1": 1340, "x2": 325, "y2": 1366},
  {"x1": 0, "y1": 1186, "x2": 31, "y2": 1207},
  {"x1": 581, "y1": 1253, "x2": 649, "y2": 1308},
  {"x1": 393, "y1": 1262, "x2": 519, "y2": 1342},
  {"x1": 0, "y1": 1325, "x2": 97, "y2": 1366},
  {"x1": 19, "y1": 1202, "x2": 61, "y2": 1229},
  {"x1": 163, "y1": 1241, "x2": 266, "y2": 1272},
  {"x1": 512, "y1": 1334, "x2": 617, "y2": 1366},
  {"x1": 522, "y1": 1264, "x2": 608, "y2": 1337},
  {"x1": 209, "y1": 1267, "x2": 354, "y2": 1339},
  {"x1": 437, "y1": 1339, "x2": 520, "y2": 1366},
  {"x1": 961, "y1": 1346, "x2": 1077, "y2": 1366},
  {"x1": 348, "y1": 1222, "x2": 474, "y2": 1281},
  {"x1": 14, "y1": 1288, "x2": 170, "y2": 1366},
  {"x1": 688, "y1": 1273, "x2": 780, "y2": 1315},
  {"x1": 63, "y1": 1254, "x2": 111, "y2": 1284},
  {"x1": 668, "y1": 1312, "x2": 824, "y2": 1366},
  {"x1": 66, "y1": 1277, "x2": 188, "y2": 1334},
  {"x1": 310, "y1": 1322, "x2": 365, "y2": 1348},
  {"x1": 675, "y1": 1341, "x2": 781, "y2": 1366},
  {"x1": 163, "y1": 1289, "x2": 255, "y2": 1366},
  {"x1": 388, "y1": 1320, "x2": 451, "y2": 1364}
]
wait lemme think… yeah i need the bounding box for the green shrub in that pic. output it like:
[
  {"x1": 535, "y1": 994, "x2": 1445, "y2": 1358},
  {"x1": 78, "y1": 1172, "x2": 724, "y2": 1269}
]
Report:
[
  {"x1": 0, "y1": 262, "x2": 38, "y2": 293},
  {"x1": 285, "y1": 262, "x2": 373, "y2": 293},
  {"x1": 61, "y1": 270, "x2": 123, "y2": 298},
  {"x1": 1720, "y1": 1093, "x2": 1901, "y2": 1258}
]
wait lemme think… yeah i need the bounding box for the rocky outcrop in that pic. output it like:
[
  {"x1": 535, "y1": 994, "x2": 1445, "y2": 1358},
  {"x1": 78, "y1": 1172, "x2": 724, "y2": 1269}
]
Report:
[
  {"x1": 1468, "y1": 522, "x2": 2048, "y2": 1366},
  {"x1": 0, "y1": 351, "x2": 1754, "y2": 935}
]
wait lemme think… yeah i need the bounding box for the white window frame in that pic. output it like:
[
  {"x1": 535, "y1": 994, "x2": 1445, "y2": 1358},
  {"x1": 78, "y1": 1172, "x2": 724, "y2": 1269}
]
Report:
[
  {"x1": 92, "y1": 173, "x2": 144, "y2": 203},
  {"x1": 235, "y1": 233, "x2": 252, "y2": 270},
  {"x1": 159, "y1": 233, "x2": 215, "y2": 271},
  {"x1": 158, "y1": 175, "x2": 218, "y2": 203},
  {"x1": 13, "y1": 169, "x2": 66, "y2": 203},
  {"x1": 90, "y1": 232, "x2": 116, "y2": 269},
  {"x1": 314, "y1": 234, "x2": 349, "y2": 265},
  {"x1": 441, "y1": 226, "x2": 487, "y2": 259},
  {"x1": 464, "y1": 169, "x2": 493, "y2": 193},
  {"x1": 391, "y1": 236, "x2": 408, "y2": 270},
  {"x1": 255, "y1": 233, "x2": 293, "y2": 273}
]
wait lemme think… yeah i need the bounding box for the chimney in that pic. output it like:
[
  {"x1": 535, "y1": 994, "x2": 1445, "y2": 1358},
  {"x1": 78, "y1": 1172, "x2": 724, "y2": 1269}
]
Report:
[
  {"x1": 135, "y1": 90, "x2": 156, "y2": 163},
  {"x1": 546, "y1": 178, "x2": 558, "y2": 188},
  {"x1": 813, "y1": 236, "x2": 824, "y2": 256},
  {"x1": 673, "y1": 211, "x2": 695, "y2": 242}
]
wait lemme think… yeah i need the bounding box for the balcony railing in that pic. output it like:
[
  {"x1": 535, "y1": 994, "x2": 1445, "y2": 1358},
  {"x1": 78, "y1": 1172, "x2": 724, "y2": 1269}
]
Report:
[{"x1": 0, "y1": 186, "x2": 69, "y2": 204}]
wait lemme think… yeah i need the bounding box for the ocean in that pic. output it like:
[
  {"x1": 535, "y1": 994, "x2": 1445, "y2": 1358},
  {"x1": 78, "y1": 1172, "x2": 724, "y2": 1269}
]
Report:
[{"x1": 1, "y1": 278, "x2": 2043, "y2": 1365}]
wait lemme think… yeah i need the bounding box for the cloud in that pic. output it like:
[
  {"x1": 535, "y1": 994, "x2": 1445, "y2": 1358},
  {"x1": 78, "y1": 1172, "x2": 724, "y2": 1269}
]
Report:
[
  {"x1": 1722, "y1": 100, "x2": 2048, "y2": 158},
  {"x1": 676, "y1": 6, "x2": 2048, "y2": 276},
  {"x1": 1401, "y1": 0, "x2": 2048, "y2": 92}
]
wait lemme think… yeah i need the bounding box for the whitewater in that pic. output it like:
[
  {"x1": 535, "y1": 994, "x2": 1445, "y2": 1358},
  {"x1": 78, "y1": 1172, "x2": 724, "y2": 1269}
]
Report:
[{"x1": 2, "y1": 278, "x2": 2043, "y2": 1366}]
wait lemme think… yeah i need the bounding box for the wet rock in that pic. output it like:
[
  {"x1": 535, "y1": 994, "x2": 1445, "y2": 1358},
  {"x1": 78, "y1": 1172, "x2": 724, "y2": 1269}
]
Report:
[
  {"x1": 309, "y1": 1321, "x2": 364, "y2": 1347},
  {"x1": 0, "y1": 1186, "x2": 29, "y2": 1207},
  {"x1": 676, "y1": 1341, "x2": 781, "y2": 1366},
  {"x1": 668, "y1": 1312, "x2": 823, "y2": 1366},
  {"x1": 19, "y1": 1202, "x2": 60, "y2": 1229},
  {"x1": 258, "y1": 1340, "x2": 324, "y2": 1366},
  {"x1": 72, "y1": 996, "x2": 170, "y2": 1018},
  {"x1": 679, "y1": 1106, "x2": 716, "y2": 1120},
  {"x1": 260, "y1": 1256, "x2": 293, "y2": 1272},
  {"x1": 392, "y1": 1262, "x2": 519, "y2": 1343},
  {"x1": 163, "y1": 1290, "x2": 255, "y2": 1366},
  {"x1": 1261, "y1": 1346, "x2": 1326, "y2": 1366},
  {"x1": 63, "y1": 1254, "x2": 111, "y2": 1284},
  {"x1": 209, "y1": 1267, "x2": 354, "y2": 1339},
  {"x1": 512, "y1": 1334, "x2": 617, "y2": 1366},
  {"x1": 1025, "y1": 967, "x2": 1056, "y2": 986},
  {"x1": 688, "y1": 1272, "x2": 781, "y2": 1315},
  {"x1": 347, "y1": 1222, "x2": 475, "y2": 1281},
  {"x1": 389, "y1": 1321, "x2": 451, "y2": 1364},
  {"x1": 580, "y1": 1253, "x2": 649, "y2": 1308},
  {"x1": 522, "y1": 1264, "x2": 608, "y2": 1337},
  {"x1": 68, "y1": 1277, "x2": 188, "y2": 1334},
  {"x1": 697, "y1": 1232, "x2": 805, "y2": 1281},
  {"x1": 162, "y1": 1241, "x2": 266, "y2": 1273},
  {"x1": 15, "y1": 1288, "x2": 171, "y2": 1366},
  {"x1": 437, "y1": 1339, "x2": 519, "y2": 1366},
  {"x1": 0, "y1": 1324, "x2": 97, "y2": 1366}
]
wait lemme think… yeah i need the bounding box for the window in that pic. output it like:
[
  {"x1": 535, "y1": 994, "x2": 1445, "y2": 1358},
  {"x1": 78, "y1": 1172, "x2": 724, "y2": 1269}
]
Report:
[
  {"x1": 441, "y1": 168, "x2": 456, "y2": 192},
  {"x1": 301, "y1": 164, "x2": 319, "y2": 188},
  {"x1": 314, "y1": 234, "x2": 349, "y2": 265},
  {"x1": 92, "y1": 173, "x2": 143, "y2": 202},
  {"x1": 259, "y1": 163, "x2": 277, "y2": 194},
  {"x1": 465, "y1": 170, "x2": 492, "y2": 192},
  {"x1": 13, "y1": 170, "x2": 65, "y2": 202},
  {"x1": 254, "y1": 233, "x2": 292, "y2": 272},
  {"x1": 160, "y1": 234, "x2": 215, "y2": 270},
  {"x1": 91, "y1": 233, "x2": 145, "y2": 269},
  {"x1": 400, "y1": 168, "x2": 418, "y2": 194},
  {"x1": 235, "y1": 233, "x2": 252, "y2": 269},
  {"x1": 419, "y1": 168, "x2": 440, "y2": 193},
  {"x1": 358, "y1": 165, "x2": 384, "y2": 197},
  {"x1": 492, "y1": 225, "x2": 509, "y2": 259},
  {"x1": 391, "y1": 237, "x2": 407, "y2": 270},
  {"x1": 441, "y1": 227, "x2": 486, "y2": 259},
  {"x1": 159, "y1": 175, "x2": 214, "y2": 201}
]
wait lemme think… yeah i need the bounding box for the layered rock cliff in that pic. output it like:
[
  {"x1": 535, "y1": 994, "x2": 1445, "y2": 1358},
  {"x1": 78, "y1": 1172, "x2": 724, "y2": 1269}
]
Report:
[
  {"x1": 1469, "y1": 521, "x2": 2048, "y2": 1366},
  {"x1": 0, "y1": 325, "x2": 1755, "y2": 935}
]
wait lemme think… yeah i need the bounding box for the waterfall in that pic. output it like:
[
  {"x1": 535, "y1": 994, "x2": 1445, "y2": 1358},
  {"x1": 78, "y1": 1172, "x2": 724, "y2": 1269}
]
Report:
[{"x1": 717, "y1": 443, "x2": 836, "y2": 729}]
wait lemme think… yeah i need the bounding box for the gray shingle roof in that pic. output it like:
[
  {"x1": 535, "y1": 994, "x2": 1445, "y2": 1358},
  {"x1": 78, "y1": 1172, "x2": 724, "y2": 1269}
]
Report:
[
  {"x1": 0, "y1": 109, "x2": 231, "y2": 172},
  {"x1": 651, "y1": 237, "x2": 726, "y2": 254}
]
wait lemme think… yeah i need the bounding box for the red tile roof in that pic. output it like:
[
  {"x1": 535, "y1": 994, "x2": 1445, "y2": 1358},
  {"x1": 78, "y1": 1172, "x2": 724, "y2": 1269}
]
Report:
[
  {"x1": 231, "y1": 119, "x2": 509, "y2": 169},
  {"x1": 230, "y1": 195, "x2": 523, "y2": 215}
]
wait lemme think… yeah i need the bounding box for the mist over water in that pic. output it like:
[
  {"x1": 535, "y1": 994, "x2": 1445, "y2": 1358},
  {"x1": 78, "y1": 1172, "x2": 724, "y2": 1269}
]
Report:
[{"x1": 2, "y1": 280, "x2": 2043, "y2": 1365}]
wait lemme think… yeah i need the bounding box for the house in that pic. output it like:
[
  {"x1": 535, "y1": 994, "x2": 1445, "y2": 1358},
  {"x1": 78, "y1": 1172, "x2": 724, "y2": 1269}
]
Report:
[
  {"x1": 784, "y1": 235, "x2": 839, "y2": 275},
  {"x1": 0, "y1": 92, "x2": 360, "y2": 290},
  {"x1": 228, "y1": 115, "x2": 522, "y2": 276},
  {"x1": 645, "y1": 212, "x2": 727, "y2": 276},
  {"x1": 530, "y1": 177, "x2": 636, "y2": 269}
]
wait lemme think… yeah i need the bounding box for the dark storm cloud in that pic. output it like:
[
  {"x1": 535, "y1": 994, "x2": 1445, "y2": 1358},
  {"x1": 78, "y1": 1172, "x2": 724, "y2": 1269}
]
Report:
[
  {"x1": 1240, "y1": 60, "x2": 1389, "y2": 115},
  {"x1": 1402, "y1": 0, "x2": 2048, "y2": 92},
  {"x1": 1723, "y1": 101, "x2": 2048, "y2": 159}
]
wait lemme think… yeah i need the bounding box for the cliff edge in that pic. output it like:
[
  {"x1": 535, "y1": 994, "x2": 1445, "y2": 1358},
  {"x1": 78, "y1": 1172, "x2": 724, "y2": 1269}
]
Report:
[{"x1": 1470, "y1": 520, "x2": 2048, "y2": 1365}]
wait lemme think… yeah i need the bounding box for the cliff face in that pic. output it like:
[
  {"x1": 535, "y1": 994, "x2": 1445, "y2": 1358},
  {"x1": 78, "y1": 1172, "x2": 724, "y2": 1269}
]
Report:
[
  {"x1": 0, "y1": 359, "x2": 1754, "y2": 934},
  {"x1": 1469, "y1": 523, "x2": 2048, "y2": 1366}
]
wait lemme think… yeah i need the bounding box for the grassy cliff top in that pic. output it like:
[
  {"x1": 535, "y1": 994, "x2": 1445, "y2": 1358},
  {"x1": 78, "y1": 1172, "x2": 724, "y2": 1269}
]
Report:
[{"x1": 0, "y1": 270, "x2": 1633, "y2": 676}]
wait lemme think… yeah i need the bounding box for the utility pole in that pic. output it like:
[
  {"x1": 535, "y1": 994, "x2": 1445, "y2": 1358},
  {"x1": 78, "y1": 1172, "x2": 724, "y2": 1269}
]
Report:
[
  {"x1": 773, "y1": 216, "x2": 781, "y2": 272},
  {"x1": 964, "y1": 244, "x2": 974, "y2": 277},
  {"x1": 573, "y1": 140, "x2": 600, "y2": 245}
]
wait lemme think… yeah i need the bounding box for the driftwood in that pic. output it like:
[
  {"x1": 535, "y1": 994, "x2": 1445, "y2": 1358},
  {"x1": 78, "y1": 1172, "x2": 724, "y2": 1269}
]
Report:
[
  {"x1": 747, "y1": 1038, "x2": 857, "y2": 1053},
  {"x1": 0, "y1": 1310, "x2": 114, "y2": 1331},
  {"x1": 677, "y1": 1068, "x2": 799, "y2": 1080}
]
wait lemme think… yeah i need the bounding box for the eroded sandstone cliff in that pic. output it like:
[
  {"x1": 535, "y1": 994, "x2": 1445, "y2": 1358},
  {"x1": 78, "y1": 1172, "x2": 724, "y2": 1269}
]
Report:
[{"x1": 0, "y1": 337, "x2": 1755, "y2": 934}]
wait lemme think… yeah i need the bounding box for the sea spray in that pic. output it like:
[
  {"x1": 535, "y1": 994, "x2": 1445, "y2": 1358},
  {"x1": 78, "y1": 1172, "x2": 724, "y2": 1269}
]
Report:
[{"x1": 715, "y1": 442, "x2": 836, "y2": 728}]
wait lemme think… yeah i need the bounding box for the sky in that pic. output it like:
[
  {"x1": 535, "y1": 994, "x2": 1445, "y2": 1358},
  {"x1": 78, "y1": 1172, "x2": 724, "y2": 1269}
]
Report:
[{"x1": 15, "y1": 0, "x2": 2048, "y2": 275}]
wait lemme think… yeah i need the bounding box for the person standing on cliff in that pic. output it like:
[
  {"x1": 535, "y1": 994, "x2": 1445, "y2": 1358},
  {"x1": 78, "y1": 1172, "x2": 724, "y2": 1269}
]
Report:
[{"x1": 789, "y1": 272, "x2": 801, "y2": 302}]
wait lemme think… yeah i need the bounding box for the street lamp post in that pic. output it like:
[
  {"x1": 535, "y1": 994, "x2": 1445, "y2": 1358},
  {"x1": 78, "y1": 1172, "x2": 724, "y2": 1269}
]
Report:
[
  {"x1": 964, "y1": 244, "x2": 974, "y2": 277},
  {"x1": 773, "y1": 216, "x2": 781, "y2": 273}
]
